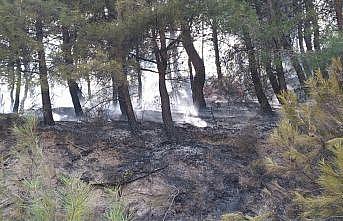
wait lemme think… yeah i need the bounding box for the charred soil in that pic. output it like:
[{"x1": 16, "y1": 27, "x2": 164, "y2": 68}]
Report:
[{"x1": 0, "y1": 104, "x2": 282, "y2": 220}]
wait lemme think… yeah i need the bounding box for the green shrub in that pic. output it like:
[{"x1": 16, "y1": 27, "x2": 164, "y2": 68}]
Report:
[
  {"x1": 295, "y1": 138, "x2": 343, "y2": 220},
  {"x1": 104, "y1": 187, "x2": 131, "y2": 221},
  {"x1": 0, "y1": 116, "x2": 132, "y2": 221},
  {"x1": 267, "y1": 58, "x2": 343, "y2": 219},
  {"x1": 58, "y1": 176, "x2": 93, "y2": 221}
]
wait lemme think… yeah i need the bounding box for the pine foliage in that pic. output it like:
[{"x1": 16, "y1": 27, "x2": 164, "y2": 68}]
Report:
[
  {"x1": 295, "y1": 138, "x2": 343, "y2": 219},
  {"x1": 1, "y1": 117, "x2": 130, "y2": 221},
  {"x1": 268, "y1": 58, "x2": 343, "y2": 219}
]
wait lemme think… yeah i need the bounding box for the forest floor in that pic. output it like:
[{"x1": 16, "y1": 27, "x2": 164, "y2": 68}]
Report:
[{"x1": 0, "y1": 103, "x2": 286, "y2": 221}]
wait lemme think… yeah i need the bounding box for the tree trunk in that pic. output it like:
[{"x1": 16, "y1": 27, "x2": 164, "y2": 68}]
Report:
[
  {"x1": 20, "y1": 64, "x2": 30, "y2": 111},
  {"x1": 282, "y1": 35, "x2": 307, "y2": 88},
  {"x1": 67, "y1": 80, "x2": 83, "y2": 117},
  {"x1": 138, "y1": 69, "x2": 142, "y2": 107},
  {"x1": 303, "y1": 19, "x2": 313, "y2": 51},
  {"x1": 154, "y1": 30, "x2": 175, "y2": 139},
  {"x1": 105, "y1": 0, "x2": 137, "y2": 131},
  {"x1": 111, "y1": 74, "x2": 119, "y2": 106},
  {"x1": 264, "y1": 51, "x2": 282, "y2": 103},
  {"x1": 243, "y1": 31, "x2": 272, "y2": 112},
  {"x1": 305, "y1": 0, "x2": 320, "y2": 51},
  {"x1": 62, "y1": 26, "x2": 83, "y2": 117},
  {"x1": 335, "y1": 0, "x2": 343, "y2": 30},
  {"x1": 168, "y1": 30, "x2": 179, "y2": 102},
  {"x1": 85, "y1": 73, "x2": 92, "y2": 99},
  {"x1": 274, "y1": 55, "x2": 287, "y2": 92},
  {"x1": 298, "y1": 21, "x2": 305, "y2": 53},
  {"x1": 188, "y1": 58, "x2": 193, "y2": 90},
  {"x1": 158, "y1": 71, "x2": 175, "y2": 138},
  {"x1": 135, "y1": 47, "x2": 142, "y2": 107},
  {"x1": 182, "y1": 26, "x2": 206, "y2": 111},
  {"x1": 35, "y1": 18, "x2": 54, "y2": 125},
  {"x1": 115, "y1": 50, "x2": 138, "y2": 131},
  {"x1": 117, "y1": 77, "x2": 137, "y2": 131},
  {"x1": 273, "y1": 40, "x2": 287, "y2": 91},
  {"x1": 13, "y1": 60, "x2": 21, "y2": 113},
  {"x1": 263, "y1": 0, "x2": 287, "y2": 99},
  {"x1": 9, "y1": 62, "x2": 15, "y2": 109},
  {"x1": 212, "y1": 22, "x2": 223, "y2": 80}
]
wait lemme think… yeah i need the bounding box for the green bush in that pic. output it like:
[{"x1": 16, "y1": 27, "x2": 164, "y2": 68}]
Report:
[
  {"x1": 267, "y1": 58, "x2": 343, "y2": 219},
  {"x1": 0, "y1": 116, "x2": 131, "y2": 221}
]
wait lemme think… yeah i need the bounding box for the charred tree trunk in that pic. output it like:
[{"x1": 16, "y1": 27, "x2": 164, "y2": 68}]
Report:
[
  {"x1": 105, "y1": 2, "x2": 137, "y2": 130},
  {"x1": 262, "y1": 0, "x2": 287, "y2": 100},
  {"x1": 154, "y1": 30, "x2": 175, "y2": 139},
  {"x1": 335, "y1": 0, "x2": 343, "y2": 30},
  {"x1": 115, "y1": 50, "x2": 138, "y2": 131},
  {"x1": 273, "y1": 40, "x2": 287, "y2": 91},
  {"x1": 263, "y1": 48, "x2": 284, "y2": 101},
  {"x1": 182, "y1": 26, "x2": 206, "y2": 111},
  {"x1": 274, "y1": 55, "x2": 287, "y2": 92},
  {"x1": 62, "y1": 26, "x2": 83, "y2": 117},
  {"x1": 211, "y1": 22, "x2": 223, "y2": 80},
  {"x1": 13, "y1": 60, "x2": 21, "y2": 113},
  {"x1": 264, "y1": 52, "x2": 282, "y2": 103},
  {"x1": 158, "y1": 70, "x2": 175, "y2": 139},
  {"x1": 117, "y1": 76, "x2": 137, "y2": 131},
  {"x1": 243, "y1": 31, "x2": 272, "y2": 112},
  {"x1": 85, "y1": 73, "x2": 91, "y2": 99},
  {"x1": 67, "y1": 80, "x2": 83, "y2": 116},
  {"x1": 138, "y1": 70, "x2": 142, "y2": 106},
  {"x1": 35, "y1": 18, "x2": 54, "y2": 125},
  {"x1": 135, "y1": 47, "x2": 142, "y2": 107}
]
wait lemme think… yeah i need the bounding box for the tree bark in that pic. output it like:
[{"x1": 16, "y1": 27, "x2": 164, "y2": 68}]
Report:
[
  {"x1": 137, "y1": 69, "x2": 142, "y2": 106},
  {"x1": 264, "y1": 51, "x2": 282, "y2": 103},
  {"x1": 182, "y1": 26, "x2": 206, "y2": 111},
  {"x1": 12, "y1": 60, "x2": 21, "y2": 113},
  {"x1": 62, "y1": 26, "x2": 83, "y2": 117},
  {"x1": 154, "y1": 30, "x2": 175, "y2": 139},
  {"x1": 188, "y1": 58, "x2": 193, "y2": 90},
  {"x1": 20, "y1": 59, "x2": 30, "y2": 112},
  {"x1": 35, "y1": 18, "x2": 54, "y2": 125},
  {"x1": 298, "y1": 21, "x2": 305, "y2": 53},
  {"x1": 105, "y1": 1, "x2": 137, "y2": 131},
  {"x1": 305, "y1": 0, "x2": 320, "y2": 51},
  {"x1": 212, "y1": 22, "x2": 223, "y2": 80},
  {"x1": 335, "y1": 0, "x2": 343, "y2": 30},
  {"x1": 135, "y1": 46, "x2": 142, "y2": 107},
  {"x1": 273, "y1": 40, "x2": 287, "y2": 91},
  {"x1": 85, "y1": 73, "x2": 91, "y2": 99},
  {"x1": 115, "y1": 50, "x2": 138, "y2": 131},
  {"x1": 303, "y1": 16, "x2": 313, "y2": 51},
  {"x1": 243, "y1": 31, "x2": 273, "y2": 112},
  {"x1": 262, "y1": 0, "x2": 287, "y2": 100},
  {"x1": 111, "y1": 74, "x2": 119, "y2": 106},
  {"x1": 9, "y1": 62, "x2": 15, "y2": 109},
  {"x1": 274, "y1": 56, "x2": 287, "y2": 92}
]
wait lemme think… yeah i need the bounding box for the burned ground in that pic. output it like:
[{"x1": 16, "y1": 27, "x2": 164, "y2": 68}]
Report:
[{"x1": 0, "y1": 104, "x2": 283, "y2": 220}]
